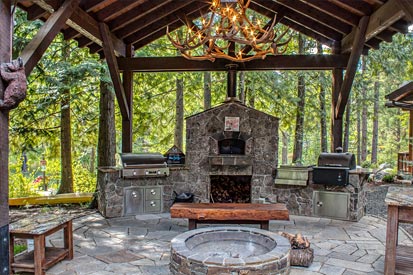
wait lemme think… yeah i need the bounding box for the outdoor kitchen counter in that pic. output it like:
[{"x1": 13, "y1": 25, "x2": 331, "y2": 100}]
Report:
[{"x1": 384, "y1": 186, "x2": 413, "y2": 275}]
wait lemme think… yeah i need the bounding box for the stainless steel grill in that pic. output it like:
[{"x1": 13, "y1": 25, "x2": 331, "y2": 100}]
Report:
[
  {"x1": 120, "y1": 153, "x2": 169, "y2": 178},
  {"x1": 312, "y1": 150, "x2": 356, "y2": 186}
]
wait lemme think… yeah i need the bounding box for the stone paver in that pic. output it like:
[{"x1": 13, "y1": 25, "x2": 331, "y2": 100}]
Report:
[{"x1": 40, "y1": 213, "x2": 413, "y2": 275}]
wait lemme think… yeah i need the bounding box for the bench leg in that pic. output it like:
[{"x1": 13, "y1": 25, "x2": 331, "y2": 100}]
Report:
[
  {"x1": 260, "y1": 221, "x2": 269, "y2": 230},
  {"x1": 64, "y1": 220, "x2": 73, "y2": 260},
  {"x1": 188, "y1": 219, "x2": 197, "y2": 230},
  {"x1": 9, "y1": 234, "x2": 15, "y2": 275},
  {"x1": 33, "y1": 235, "x2": 45, "y2": 275}
]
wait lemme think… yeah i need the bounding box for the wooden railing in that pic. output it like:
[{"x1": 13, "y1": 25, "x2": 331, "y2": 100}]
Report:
[{"x1": 398, "y1": 152, "x2": 412, "y2": 174}]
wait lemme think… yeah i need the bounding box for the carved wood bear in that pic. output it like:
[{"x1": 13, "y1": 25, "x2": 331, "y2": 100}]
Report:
[{"x1": 0, "y1": 57, "x2": 27, "y2": 110}]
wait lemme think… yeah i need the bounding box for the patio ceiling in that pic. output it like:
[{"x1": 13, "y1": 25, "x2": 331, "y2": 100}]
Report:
[{"x1": 17, "y1": 0, "x2": 413, "y2": 58}]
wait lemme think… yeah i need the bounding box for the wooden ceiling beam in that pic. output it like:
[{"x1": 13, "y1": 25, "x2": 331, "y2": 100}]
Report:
[
  {"x1": 26, "y1": 4, "x2": 48, "y2": 20},
  {"x1": 300, "y1": 0, "x2": 359, "y2": 26},
  {"x1": 274, "y1": 0, "x2": 351, "y2": 34},
  {"x1": 21, "y1": 0, "x2": 79, "y2": 76},
  {"x1": 336, "y1": 16, "x2": 369, "y2": 118},
  {"x1": 99, "y1": 23, "x2": 129, "y2": 120},
  {"x1": 253, "y1": 0, "x2": 342, "y2": 41},
  {"x1": 108, "y1": 0, "x2": 174, "y2": 31},
  {"x1": 117, "y1": 55, "x2": 349, "y2": 72},
  {"x1": 328, "y1": 0, "x2": 373, "y2": 16},
  {"x1": 395, "y1": 0, "x2": 413, "y2": 22},
  {"x1": 341, "y1": 0, "x2": 405, "y2": 53},
  {"x1": 116, "y1": 1, "x2": 194, "y2": 39},
  {"x1": 250, "y1": 2, "x2": 336, "y2": 46},
  {"x1": 32, "y1": 0, "x2": 126, "y2": 57},
  {"x1": 93, "y1": 0, "x2": 146, "y2": 22},
  {"x1": 80, "y1": 0, "x2": 115, "y2": 13},
  {"x1": 127, "y1": 3, "x2": 210, "y2": 46}
]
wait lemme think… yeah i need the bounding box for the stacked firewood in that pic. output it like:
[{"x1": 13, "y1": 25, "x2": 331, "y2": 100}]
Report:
[
  {"x1": 281, "y1": 232, "x2": 314, "y2": 267},
  {"x1": 210, "y1": 176, "x2": 251, "y2": 203}
]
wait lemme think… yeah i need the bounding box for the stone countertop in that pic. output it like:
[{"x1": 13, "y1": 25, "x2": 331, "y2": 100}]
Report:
[
  {"x1": 349, "y1": 168, "x2": 374, "y2": 175},
  {"x1": 385, "y1": 186, "x2": 413, "y2": 207}
]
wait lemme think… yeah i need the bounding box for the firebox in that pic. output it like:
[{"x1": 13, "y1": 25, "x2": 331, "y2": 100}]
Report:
[
  {"x1": 210, "y1": 175, "x2": 251, "y2": 203},
  {"x1": 219, "y1": 138, "x2": 245, "y2": 154}
]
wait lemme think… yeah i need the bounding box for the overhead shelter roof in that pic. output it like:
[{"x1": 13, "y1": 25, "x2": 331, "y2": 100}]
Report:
[
  {"x1": 17, "y1": 0, "x2": 413, "y2": 58},
  {"x1": 386, "y1": 81, "x2": 413, "y2": 110}
]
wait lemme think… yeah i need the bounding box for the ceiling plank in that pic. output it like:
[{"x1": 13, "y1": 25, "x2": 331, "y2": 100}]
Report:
[
  {"x1": 127, "y1": 3, "x2": 210, "y2": 46},
  {"x1": 275, "y1": 0, "x2": 351, "y2": 34},
  {"x1": 93, "y1": 0, "x2": 146, "y2": 22},
  {"x1": 336, "y1": 16, "x2": 369, "y2": 118},
  {"x1": 99, "y1": 23, "x2": 129, "y2": 120},
  {"x1": 21, "y1": 0, "x2": 79, "y2": 76},
  {"x1": 116, "y1": 55, "x2": 349, "y2": 72},
  {"x1": 33, "y1": 0, "x2": 125, "y2": 56},
  {"x1": 250, "y1": 2, "x2": 336, "y2": 46},
  {"x1": 300, "y1": 0, "x2": 359, "y2": 26},
  {"x1": 26, "y1": 4, "x2": 48, "y2": 20},
  {"x1": 328, "y1": 0, "x2": 373, "y2": 16},
  {"x1": 253, "y1": 0, "x2": 343, "y2": 40},
  {"x1": 395, "y1": 0, "x2": 413, "y2": 22},
  {"x1": 116, "y1": 1, "x2": 194, "y2": 39},
  {"x1": 108, "y1": 0, "x2": 174, "y2": 31},
  {"x1": 341, "y1": 0, "x2": 405, "y2": 53}
]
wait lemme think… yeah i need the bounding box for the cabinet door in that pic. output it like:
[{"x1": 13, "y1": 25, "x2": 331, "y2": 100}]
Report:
[
  {"x1": 313, "y1": 191, "x2": 349, "y2": 220},
  {"x1": 124, "y1": 187, "x2": 144, "y2": 215}
]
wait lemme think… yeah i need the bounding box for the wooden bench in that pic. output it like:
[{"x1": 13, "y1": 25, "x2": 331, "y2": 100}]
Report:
[
  {"x1": 170, "y1": 203, "x2": 289, "y2": 230},
  {"x1": 9, "y1": 215, "x2": 73, "y2": 275}
]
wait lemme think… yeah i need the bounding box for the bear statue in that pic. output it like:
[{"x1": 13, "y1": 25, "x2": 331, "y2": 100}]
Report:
[{"x1": 0, "y1": 57, "x2": 27, "y2": 110}]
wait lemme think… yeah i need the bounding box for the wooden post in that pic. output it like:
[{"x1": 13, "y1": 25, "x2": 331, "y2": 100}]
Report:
[
  {"x1": 0, "y1": 1, "x2": 12, "y2": 274},
  {"x1": 331, "y1": 67, "x2": 343, "y2": 151},
  {"x1": 226, "y1": 64, "x2": 238, "y2": 98},
  {"x1": 122, "y1": 44, "x2": 134, "y2": 153},
  {"x1": 409, "y1": 110, "x2": 413, "y2": 173}
]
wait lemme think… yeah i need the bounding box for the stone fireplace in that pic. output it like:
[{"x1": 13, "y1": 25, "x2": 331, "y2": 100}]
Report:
[{"x1": 184, "y1": 99, "x2": 279, "y2": 203}]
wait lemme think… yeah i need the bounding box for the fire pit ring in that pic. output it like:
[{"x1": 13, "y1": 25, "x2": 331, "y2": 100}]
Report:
[{"x1": 170, "y1": 226, "x2": 290, "y2": 275}]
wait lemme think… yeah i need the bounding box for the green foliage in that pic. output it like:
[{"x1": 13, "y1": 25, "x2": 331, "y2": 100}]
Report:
[
  {"x1": 14, "y1": 243, "x2": 27, "y2": 255},
  {"x1": 8, "y1": 161, "x2": 39, "y2": 198},
  {"x1": 382, "y1": 174, "x2": 396, "y2": 183}
]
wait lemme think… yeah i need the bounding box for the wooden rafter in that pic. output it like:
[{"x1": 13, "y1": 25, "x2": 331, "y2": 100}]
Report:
[
  {"x1": 396, "y1": 0, "x2": 413, "y2": 22},
  {"x1": 274, "y1": 0, "x2": 352, "y2": 34},
  {"x1": 341, "y1": 0, "x2": 406, "y2": 53},
  {"x1": 335, "y1": 16, "x2": 369, "y2": 118},
  {"x1": 116, "y1": 55, "x2": 349, "y2": 72},
  {"x1": 300, "y1": 0, "x2": 359, "y2": 26},
  {"x1": 21, "y1": 0, "x2": 79, "y2": 76},
  {"x1": 33, "y1": 0, "x2": 126, "y2": 57},
  {"x1": 99, "y1": 23, "x2": 129, "y2": 120}
]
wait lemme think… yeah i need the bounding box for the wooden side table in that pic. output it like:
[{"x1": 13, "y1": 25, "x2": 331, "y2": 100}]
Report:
[
  {"x1": 384, "y1": 186, "x2": 413, "y2": 275},
  {"x1": 9, "y1": 215, "x2": 73, "y2": 275}
]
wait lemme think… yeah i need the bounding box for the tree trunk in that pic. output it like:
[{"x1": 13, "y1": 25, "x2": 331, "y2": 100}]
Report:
[
  {"x1": 317, "y1": 42, "x2": 328, "y2": 153},
  {"x1": 282, "y1": 131, "x2": 289, "y2": 164},
  {"x1": 361, "y1": 63, "x2": 368, "y2": 162},
  {"x1": 343, "y1": 93, "x2": 351, "y2": 152},
  {"x1": 371, "y1": 81, "x2": 379, "y2": 164},
  {"x1": 58, "y1": 41, "x2": 73, "y2": 194},
  {"x1": 175, "y1": 74, "x2": 184, "y2": 149},
  {"x1": 396, "y1": 108, "x2": 401, "y2": 153},
  {"x1": 203, "y1": 71, "x2": 211, "y2": 110},
  {"x1": 247, "y1": 85, "x2": 255, "y2": 108},
  {"x1": 239, "y1": 71, "x2": 245, "y2": 104},
  {"x1": 89, "y1": 147, "x2": 95, "y2": 173},
  {"x1": 92, "y1": 65, "x2": 117, "y2": 211},
  {"x1": 293, "y1": 34, "x2": 306, "y2": 164},
  {"x1": 357, "y1": 106, "x2": 361, "y2": 165}
]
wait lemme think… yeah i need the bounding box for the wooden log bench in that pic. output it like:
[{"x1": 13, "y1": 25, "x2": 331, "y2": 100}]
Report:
[{"x1": 170, "y1": 203, "x2": 289, "y2": 230}]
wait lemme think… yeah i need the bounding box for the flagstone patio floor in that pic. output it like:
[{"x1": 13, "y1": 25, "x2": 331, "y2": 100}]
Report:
[{"x1": 34, "y1": 212, "x2": 413, "y2": 275}]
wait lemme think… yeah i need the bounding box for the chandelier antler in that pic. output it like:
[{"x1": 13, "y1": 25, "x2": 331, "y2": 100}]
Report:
[{"x1": 166, "y1": 0, "x2": 291, "y2": 62}]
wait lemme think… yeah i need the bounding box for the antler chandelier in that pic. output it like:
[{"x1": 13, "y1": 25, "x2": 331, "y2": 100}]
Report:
[{"x1": 167, "y1": 0, "x2": 291, "y2": 62}]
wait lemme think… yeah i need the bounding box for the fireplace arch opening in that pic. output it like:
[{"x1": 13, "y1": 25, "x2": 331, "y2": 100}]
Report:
[{"x1": 219, "y1": 138, "x2": 245, "y2": 155}]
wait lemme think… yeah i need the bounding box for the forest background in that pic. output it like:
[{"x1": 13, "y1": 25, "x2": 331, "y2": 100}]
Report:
[{"x1": 8, "y1": 8, "x2": 413, "y2": 198}]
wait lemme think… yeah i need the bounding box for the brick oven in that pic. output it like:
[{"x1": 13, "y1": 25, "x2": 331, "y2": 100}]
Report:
[{"x1": 183, "y1": 99, "x2": 279, "y2": 203}]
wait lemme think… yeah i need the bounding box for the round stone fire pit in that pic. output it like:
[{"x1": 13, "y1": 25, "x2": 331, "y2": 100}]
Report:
[{"x1": 170, "y1": 227, "x2": 290, "y2": 275}]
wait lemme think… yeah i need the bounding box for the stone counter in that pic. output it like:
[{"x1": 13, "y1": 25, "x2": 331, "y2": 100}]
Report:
[{"x1": 385, "y1": 186, "x2": 413, "y2": 206}]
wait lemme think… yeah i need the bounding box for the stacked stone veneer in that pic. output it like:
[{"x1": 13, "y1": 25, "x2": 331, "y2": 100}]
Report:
[{"x1": 184, "y1": 100, "x2": 279, "y2": 203}]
